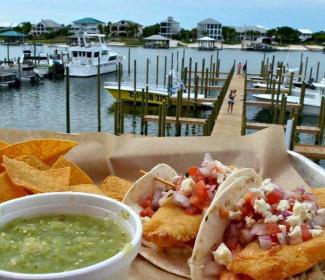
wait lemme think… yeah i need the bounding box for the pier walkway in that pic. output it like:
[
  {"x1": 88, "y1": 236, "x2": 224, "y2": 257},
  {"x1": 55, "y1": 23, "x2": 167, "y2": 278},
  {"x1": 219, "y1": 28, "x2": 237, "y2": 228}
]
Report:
[{"x1": 211, "y1": 74, "x2": 245, "y2": 136}]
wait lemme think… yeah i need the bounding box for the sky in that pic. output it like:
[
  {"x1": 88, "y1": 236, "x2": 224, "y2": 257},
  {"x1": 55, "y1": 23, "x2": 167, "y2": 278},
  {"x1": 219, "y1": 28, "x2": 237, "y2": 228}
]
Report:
[{"x1": 0, "y1": 0, "x2": 324, "y2": 31}]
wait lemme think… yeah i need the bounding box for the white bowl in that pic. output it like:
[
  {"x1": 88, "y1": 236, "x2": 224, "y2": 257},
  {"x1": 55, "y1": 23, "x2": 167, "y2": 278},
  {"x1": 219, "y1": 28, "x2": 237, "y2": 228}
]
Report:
[{"x1": 0, "y1": 192, "x2": 142, "y2": 280}]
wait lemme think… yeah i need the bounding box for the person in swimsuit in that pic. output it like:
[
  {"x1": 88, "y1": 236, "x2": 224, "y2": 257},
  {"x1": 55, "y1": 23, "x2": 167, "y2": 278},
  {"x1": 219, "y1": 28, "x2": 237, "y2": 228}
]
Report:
[{"x1": 227, "y1": 90, "x2": 237, "y2": 114}]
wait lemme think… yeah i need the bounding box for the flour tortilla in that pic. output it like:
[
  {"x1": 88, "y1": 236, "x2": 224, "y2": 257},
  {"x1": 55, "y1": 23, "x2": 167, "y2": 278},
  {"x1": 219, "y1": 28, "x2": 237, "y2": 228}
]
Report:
[
  {"x1": 189, "y1": 171, "x2": 263, "y2": 280},
  {"x1": 123, "y1": 164, "x2": 260, "y2": 278}
]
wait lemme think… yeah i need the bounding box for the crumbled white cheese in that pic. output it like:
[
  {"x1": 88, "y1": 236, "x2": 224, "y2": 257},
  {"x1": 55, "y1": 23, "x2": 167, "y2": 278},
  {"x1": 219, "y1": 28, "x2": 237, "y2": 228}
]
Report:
[
  {"x1": 310, "y1": 229, "x2": 323, "y2": 238},
  {"x1": 250, "y1": 188, "x2": 265, "y2": 198},
  {"x1": 254, "y1": 199, "x2": 271, "y2": 217},
  {"x1": 277, "y1": 200, "x2": 290, "y2": 212},
  {"x1": 293, "y1": 201, "x2": 312, "y2": 222},
  {"x1": 179, "y1": 178, "x2": 195, "y2": 196},
  {"x1": 212, "y1": 243, "x2": 233, "y2": 268},
  {"x1": 245, "y1": 216, "x2": 256, "y2": 227},
  {"x1": 286, "y1": 215, "x2": 301, "y2": 227},
  {"x1": 277, "y1": 214, "x2": 284, "y2": 220},
  {"x1": 264, "y1": 214, "x2": 279, "y2": 223},
  {"x1": 279, "y1": 224, "x2": 287, "y2": 233},
  {"x1": 260, "y1": 179, "x2": 277, "y2": 194},
  {"x1": 229, "y1": 211, "x2": 241, "y2": 220},
  {"x1": 313, "y1": 225, "x2": 323, "y2": 230},
  {"x1": 141, "y1": 216, "x2": 151, "y2": 224},
  {"x1": 289, "y1": 226, "x2": 302, "y2": 238}
]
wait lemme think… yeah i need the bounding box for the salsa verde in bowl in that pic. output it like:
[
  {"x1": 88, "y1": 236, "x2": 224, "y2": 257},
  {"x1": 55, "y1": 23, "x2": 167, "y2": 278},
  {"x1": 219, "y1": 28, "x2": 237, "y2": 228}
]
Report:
[{"x1": 0, "y1": 192, "x2": 142, "y2": 280}]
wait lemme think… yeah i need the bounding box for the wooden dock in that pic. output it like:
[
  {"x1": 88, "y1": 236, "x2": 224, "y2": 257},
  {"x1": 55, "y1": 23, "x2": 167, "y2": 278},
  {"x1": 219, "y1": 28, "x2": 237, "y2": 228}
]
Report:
[
  {"x1": 246, "y1": 87, "x2": 289, "y2": 94},
  {"x1": 246, "y1": 122, "x2": 320, "y2": 135},
  {"x1": 211, "y1": 74, "x2": 245, "y2": 136},
  {"x1": 294, "y1": 144, "x2": 325, "y2": 160},
  {"x1": 246, "y1": 100, "x2": 301, "y2": 110},
  {"x1": 143, "y1": 115, "x2": 206, "y2": 125}
]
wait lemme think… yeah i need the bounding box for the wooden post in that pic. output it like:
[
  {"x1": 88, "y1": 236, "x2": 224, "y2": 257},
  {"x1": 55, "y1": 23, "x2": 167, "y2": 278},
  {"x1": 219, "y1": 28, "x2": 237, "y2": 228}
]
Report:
[
  {"x1": 114, "y1": 102, "x2": 118, "y2": 135},
  {"x1": 140, "y1": 88, "x2": 145, "y2": 135},
  {"x1": 164, "y1": 56, "x2": 167, "y2": 87},
  {"x1": 309, "y1": 67, "x2": 313, "y2": 82},
  {"x1": 270, "y1": 80, "x2": 276, "y2": 121},
  {"x1": 176, "y1": 90, "x2": 181, "y2": 136},
  {"x1": 17, "y1": 57, "x2": 21, "y2": 80},
  {"x1": 204, "y1": 68, "x2": 209, "y2": 98},
  {"x1": 181, "y1": 57, "x2": 185, "y2": 78},
  {"x1": 146, "y1": 58, "x2": 149, "y2": 86},
  {"x1": 187, "y1": 59, "x2": 192, "y2": 116},
  {"x1": 156, "y1": 55, "x2": 159, "y2": 86},
  {"x1": 65, "y1": 67, "x2": 70, "y2": 133},
  {"x1": 176, "y1": 50, "x2": 179, "y2": 72},
  {"x1": 316, "y1": 61, "x2": 320, "y2": 82},
  {"x1": 289, "y1": 113, "x2": 298, "y2": 151},
  {"x1": 144, "y1": 87, "x2": 149, "y2": 135},
  {"x1": 298, "y1": 53, "x2": 303, "y2": 82},
  {"x1": 158, "y1": 104, "x2": 162, "y2": 137},
  {"x1": 279, "y1": 94, "x2": 287, "y2": 125},
  {"x1": 304, "y1": 57, "x2": 308, "y2": 80},
  {"x1": 128, "y1": 48, "x2": 131, "y2": 74},
  {"x1": 209, "y1": 54, "x2": 213, "y2": 80},
  {"x1": 299, "y1": 82, "x2": 306, "y2": 123},
  {"x1": 161, "y1": 101, "x2": 166, "y2": 137},
  {"x1": 133, "y1": 60, "x2": 137, "y2": 105},
  {"x1": 200, "y1": 59, "x2": 205, "y2": 94},
  {"x1": 194, "y1": 75, "x2": 199, "y2": 102},
  {"x1": 120, "y1": 100, "x2": 125, "y2": 134},
  {"x1": 118, "y1": 62, "x2": 122, "y2": 100},
  {"x1": 171, "y1": 53, "x2": 174, "y2": 70},
  {"x1": 216, "y1": 59, "x2": 220, "y2": 78},
  {"x1": 317, "y1": 97, "x2": 325, "y2": 145},
  {"x1": 288, "y1": 71, "x2": 294, "y2": 96},
  {"x1": 97, "y1": 57, "x2": 101, "y2": 132}
]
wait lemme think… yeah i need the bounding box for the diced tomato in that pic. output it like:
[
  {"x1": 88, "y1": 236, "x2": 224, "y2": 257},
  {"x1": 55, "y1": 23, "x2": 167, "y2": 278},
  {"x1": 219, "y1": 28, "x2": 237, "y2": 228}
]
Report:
[
  {"x1": 188, "y1": 166, "x2": 200, "y2": 177},
  {"x1": 185, "y1": 204, "x2": 201, "y2": 215},
  {"x1": 302, "y1": 193, "x2": 315, "y2": 201},
  {"x1": 207, "y1": 177, "x2": 217, "y2": 186},
  {"x1": 140, "y1": 196, "x2": 153, "y2": 209},
  {"x1": 244, "y1": 192, "x2": 259, "y2": 207},
  {"x1": 265, "y1": 223, "x2": 281, "y2": 235},
  {"x1": 270, "y1": 233, "x2": 278, "y2": 243},
  {"x1": 267, "y1": 190, "x2": 284, "y2": 205},
  {"x1": 189, "y1": 180, "x2": 210, "y2": 210},
  {"x1": 241, "y1": 202, "x2": 255, "y2": 218},
  {"x1": 219, "y1": 207, "x2": 229, "y2": 219},
  {"x1": 301, "y1": 224, "x2": 312, "y2": 241},
  {"x1": 278, "y1": 220, "x2": 291, "y2": 231},
  {"x1": 140, "y1": 207, "x2": 154, "y2": 218}
]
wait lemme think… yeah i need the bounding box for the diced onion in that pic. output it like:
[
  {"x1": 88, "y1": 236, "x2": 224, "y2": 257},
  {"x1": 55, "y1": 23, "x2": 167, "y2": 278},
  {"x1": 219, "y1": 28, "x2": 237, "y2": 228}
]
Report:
[
  {"x1": 251, "y1": 224, "x2": 268, "y2": 236},
  {"x1": 239, "y1": 228, "x2": 255, "y2": 245},
  {"x1": 152, "y1": 187, "x2": 164, "y2": 210},
  {"x1": 199, "y1": 166, "x2": 211, "y2": 177},
  {"x1": 282, "y1": 210, "x2": 293, "y2": 219},
  {"x1": 203, "y1": 153, "x2": 214, "y2": 163},
  {"x1": 173, "y1": 192, "x2": 190, "y2": 207},
  {"x1": 258, "y1": 236, "x2": 273, "y2": 250},
  {"x1": 276, "y1": 232, "x2": 288, "y2": 245},
  {"x1": 312, "y1": 215, "x2": 325, "y2": 227}
]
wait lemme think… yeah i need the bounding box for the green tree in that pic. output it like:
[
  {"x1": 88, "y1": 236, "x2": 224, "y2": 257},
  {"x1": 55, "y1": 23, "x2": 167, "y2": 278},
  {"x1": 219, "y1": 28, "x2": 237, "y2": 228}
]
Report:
[
  {"x1": 143, "y1": 23, "x2": 160, "y2": 37},
  {"x1": 313, "y1": 31, "x2": 325, "y2": 43},
  {"x1": 14, "y1": 22, "x2": 32, "y2": 34},
  {"x1": 222, "y1": 26, "x2": 237, "y2": 44},
  {"x1": 97, "y1": 24, "x2": 104, "y2": 34},
  {"x1": 126, "y1": 23, "x2": 139, "y2": 37},
  {"x1": 267, "y1": 26, "x2": 300, "y2": 44}
]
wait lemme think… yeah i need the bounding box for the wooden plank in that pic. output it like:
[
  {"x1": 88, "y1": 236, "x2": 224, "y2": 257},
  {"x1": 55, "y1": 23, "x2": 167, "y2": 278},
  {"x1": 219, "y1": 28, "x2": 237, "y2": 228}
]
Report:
[
  {"x1": 211, "y1": 74, "x2": 244, "y2": 136},
  {"x1": 294, "y1": 144, "x2": 325, "y2": 160},
  {"x1": 144, "y1": 115, "x2": 206, "y2": 125},
  {"x1": 246, "y1": 122, "x2": 320, "y2": 135},
  {"x1": 246, "y1": 87, "x2": 289, "y2": 94},
  {"x1": 246, "y1": 100, "x2": 301, "y2": 110},
  {"x1": 189, "y1": 85, "x2": 223, "y2": 91}
]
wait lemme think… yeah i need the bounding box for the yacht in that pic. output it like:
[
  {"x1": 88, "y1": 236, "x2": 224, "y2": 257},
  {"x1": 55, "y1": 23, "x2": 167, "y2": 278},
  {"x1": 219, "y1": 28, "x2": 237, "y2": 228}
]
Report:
[
  {"x1": 67, "y1": 33, "x2": 123, "y2": 77},
  {"x1": 252, "y1": 78, "x2": 325, "y2": 116}
]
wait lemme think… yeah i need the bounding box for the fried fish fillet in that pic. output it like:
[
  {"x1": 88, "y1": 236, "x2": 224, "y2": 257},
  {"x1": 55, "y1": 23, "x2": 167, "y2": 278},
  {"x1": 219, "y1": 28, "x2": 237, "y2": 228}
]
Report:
[
  {"x1": 142, "y1": 201, "x2": 202, "y2": 248},
  {"x1": 231, "y1": 234, "x2": 325, "y2": 280},
  {"x1": 229, "y1": 188, "x2": 325, "y2": 280}
]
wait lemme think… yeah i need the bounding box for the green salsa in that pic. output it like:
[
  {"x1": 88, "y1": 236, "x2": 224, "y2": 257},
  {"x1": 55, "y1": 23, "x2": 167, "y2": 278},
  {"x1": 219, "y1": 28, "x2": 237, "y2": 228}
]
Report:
[{"x1": 0, "y1": 214, "x2": 130, "y2": 274}]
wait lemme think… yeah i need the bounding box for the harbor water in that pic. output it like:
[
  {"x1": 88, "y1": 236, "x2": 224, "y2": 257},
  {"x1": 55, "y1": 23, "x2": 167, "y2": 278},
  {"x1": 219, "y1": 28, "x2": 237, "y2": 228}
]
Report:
[{"x1": 0, "y1": 45, "x2": 324, "y2": 140}]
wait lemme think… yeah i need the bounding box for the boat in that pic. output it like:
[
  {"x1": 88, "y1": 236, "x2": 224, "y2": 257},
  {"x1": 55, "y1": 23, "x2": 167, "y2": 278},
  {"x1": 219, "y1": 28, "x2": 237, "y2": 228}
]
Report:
[
  {"x1": 67, "y1": 33, "x2": 123, "y2": 77},
  {"x1": 0, "y1": 72, "x2": 20, "y2": 88},
  {"x1": 0, "y1": 62, "x2": 39, "y2": 84},
  {"x1": 242, "y1": 37, "x2": 278, "y2": 52},
  {"x1": 252, "y1": 78, "x2": 325, "y2": 116},
  {"x1": 104, "y1": 70, "x2": 215, "y2": 107}
]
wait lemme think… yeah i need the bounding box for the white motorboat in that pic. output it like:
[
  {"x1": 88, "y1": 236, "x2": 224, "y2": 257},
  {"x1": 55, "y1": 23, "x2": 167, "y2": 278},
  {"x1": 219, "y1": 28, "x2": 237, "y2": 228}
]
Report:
[
  {"x1": 253, "y1": 78, "x2": 325, "y2": 116},
  {"x1": 67, "y1": 33, "x2": 123, "y2": 77}
]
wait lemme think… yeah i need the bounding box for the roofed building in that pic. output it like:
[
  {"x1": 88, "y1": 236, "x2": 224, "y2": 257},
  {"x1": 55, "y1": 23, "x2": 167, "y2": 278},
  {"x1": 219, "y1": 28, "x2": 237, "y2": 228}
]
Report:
[
  {"x1": 110, "y1": 20, "x2": 143, "y2": 37},
  {"x1": 69, "y1": 17, "x2": 104, "y2": 34},
  {"x1": 197, "y1": 18, "x2": 222, "y2": 40},
  {"x1": 160, "y1": 17, "x2": 180, "y2": 38},
  {"x1": 31, "y1": 19, "x2": 62, "y2": 36},
  {"x1": 234, "y1": 25, "x2": 267, "y2": 41},
  {"x1": 144, "y1": 35, "x2": 169, "y2": 48},
  {"x1": 298, "y1": 29, "x2": 313, "y2": 42}
]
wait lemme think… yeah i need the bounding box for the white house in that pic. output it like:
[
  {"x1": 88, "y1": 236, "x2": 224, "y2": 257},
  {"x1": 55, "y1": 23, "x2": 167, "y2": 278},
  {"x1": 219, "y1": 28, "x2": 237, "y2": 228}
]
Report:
[
  {"x1": 31, "y1": 19, "x2": 62, "y2": 36},
  {"x1": 69, "y1": 17, "x2": 104, "y2": 34},
  {"x1": 197, "y1": 18, "x2": 222, "y2": 40},
  {"x1": 160, "y1": 17, "x2": 180, "y2": 38},
  {"x1": 110, "y1": 20, "x2": 143, "y2": 37},
  {"x1": 234, "y1": 25, "x2": 267, "y2": 41},
  {"x1": 298, "y1": 29, "x2": 313, "y2": 42},
  {"x1": 0, "y1": 22, "x2": 19, "y2": 31}
]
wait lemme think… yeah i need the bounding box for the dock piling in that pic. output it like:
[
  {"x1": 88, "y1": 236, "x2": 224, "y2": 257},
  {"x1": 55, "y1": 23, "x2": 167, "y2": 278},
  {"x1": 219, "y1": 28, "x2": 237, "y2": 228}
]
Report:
[
  {"x1": 65, "y1": 67, "x2": 71, "y2": 133},
  {"x1": 97, "y1": 57, "x2": 101, "y2": 132}
]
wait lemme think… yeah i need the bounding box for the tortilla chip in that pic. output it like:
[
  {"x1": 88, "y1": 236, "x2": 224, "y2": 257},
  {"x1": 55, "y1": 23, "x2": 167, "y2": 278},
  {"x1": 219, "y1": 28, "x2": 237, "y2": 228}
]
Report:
[
  {"x1": 0, "y1": 140, "x2": 9, "y2": 149},
  {"x1": 15, "y1": 155, "x2": 50, "y2": 171},
  {"x1": 3, "y1": 156, "x2": 70, "y2": 193},
  {"x1": 52, "y1": 156, "x2": 93, "y2": 186},
  {"x1": 0, "y1": 172, "x2": 28, "y2": 202},
  {"x1": 0, "y1": 139, "x2": 78, "y2": 170},
  {"x1": 69, "y1": 184, "x2": 105, "y2": 195},
  {"x1": 99, "y1": 175, "x2": 132, "y2": 201}
]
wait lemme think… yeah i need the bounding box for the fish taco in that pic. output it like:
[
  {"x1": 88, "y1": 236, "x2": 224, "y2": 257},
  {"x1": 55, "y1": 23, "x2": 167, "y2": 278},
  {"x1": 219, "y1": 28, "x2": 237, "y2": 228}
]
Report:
[
  {"x1": 190, "y1": 176, "x2": 325, "y2": 280},
  {"x1": 123, "y1": 153, "x2": 260, "y2": 278}
]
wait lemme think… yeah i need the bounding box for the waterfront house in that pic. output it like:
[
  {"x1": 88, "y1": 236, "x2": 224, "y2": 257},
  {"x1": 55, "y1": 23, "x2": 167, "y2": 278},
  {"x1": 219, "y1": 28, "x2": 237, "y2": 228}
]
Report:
[
  {"x1": 0, "y1": 22, "x2": 18, "y2": 32},
  {"x1": 234, "y1": 25, "x2": 267, "y2": 41},
  {"x1": 197, "y1": 18, "x2": 222, "y2": 40},
  {"x1": 298, "y1": 29, "x2": 313, "y2": 42},
  {"x1": 69, "y1": 18, "x2": 104, "y2": 35},
  {"x1": 144, "y1": 35, "x2": 169, "y2": 48},
  {"x1": 160, "y1": 17, "x2": 180, "y2": 38},
  {"x1": 31, "y1": 19, "x2": 62, "y2": 36},
  {"x1": 198, "y1": 36, "x2": 218, "y2": 50},
  {"x1": 110, "y1": 20, "x2": 143, "y2": 37}
]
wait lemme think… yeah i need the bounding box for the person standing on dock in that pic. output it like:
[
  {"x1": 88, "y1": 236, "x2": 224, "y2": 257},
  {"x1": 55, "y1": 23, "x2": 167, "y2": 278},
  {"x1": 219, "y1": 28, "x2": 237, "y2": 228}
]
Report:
[
  {"x1": 227, "y1": 89, "x2": 237, "y2": 114},
  {"x1": 237, "y1": 62, "x2": 242, "y2": 75}
]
